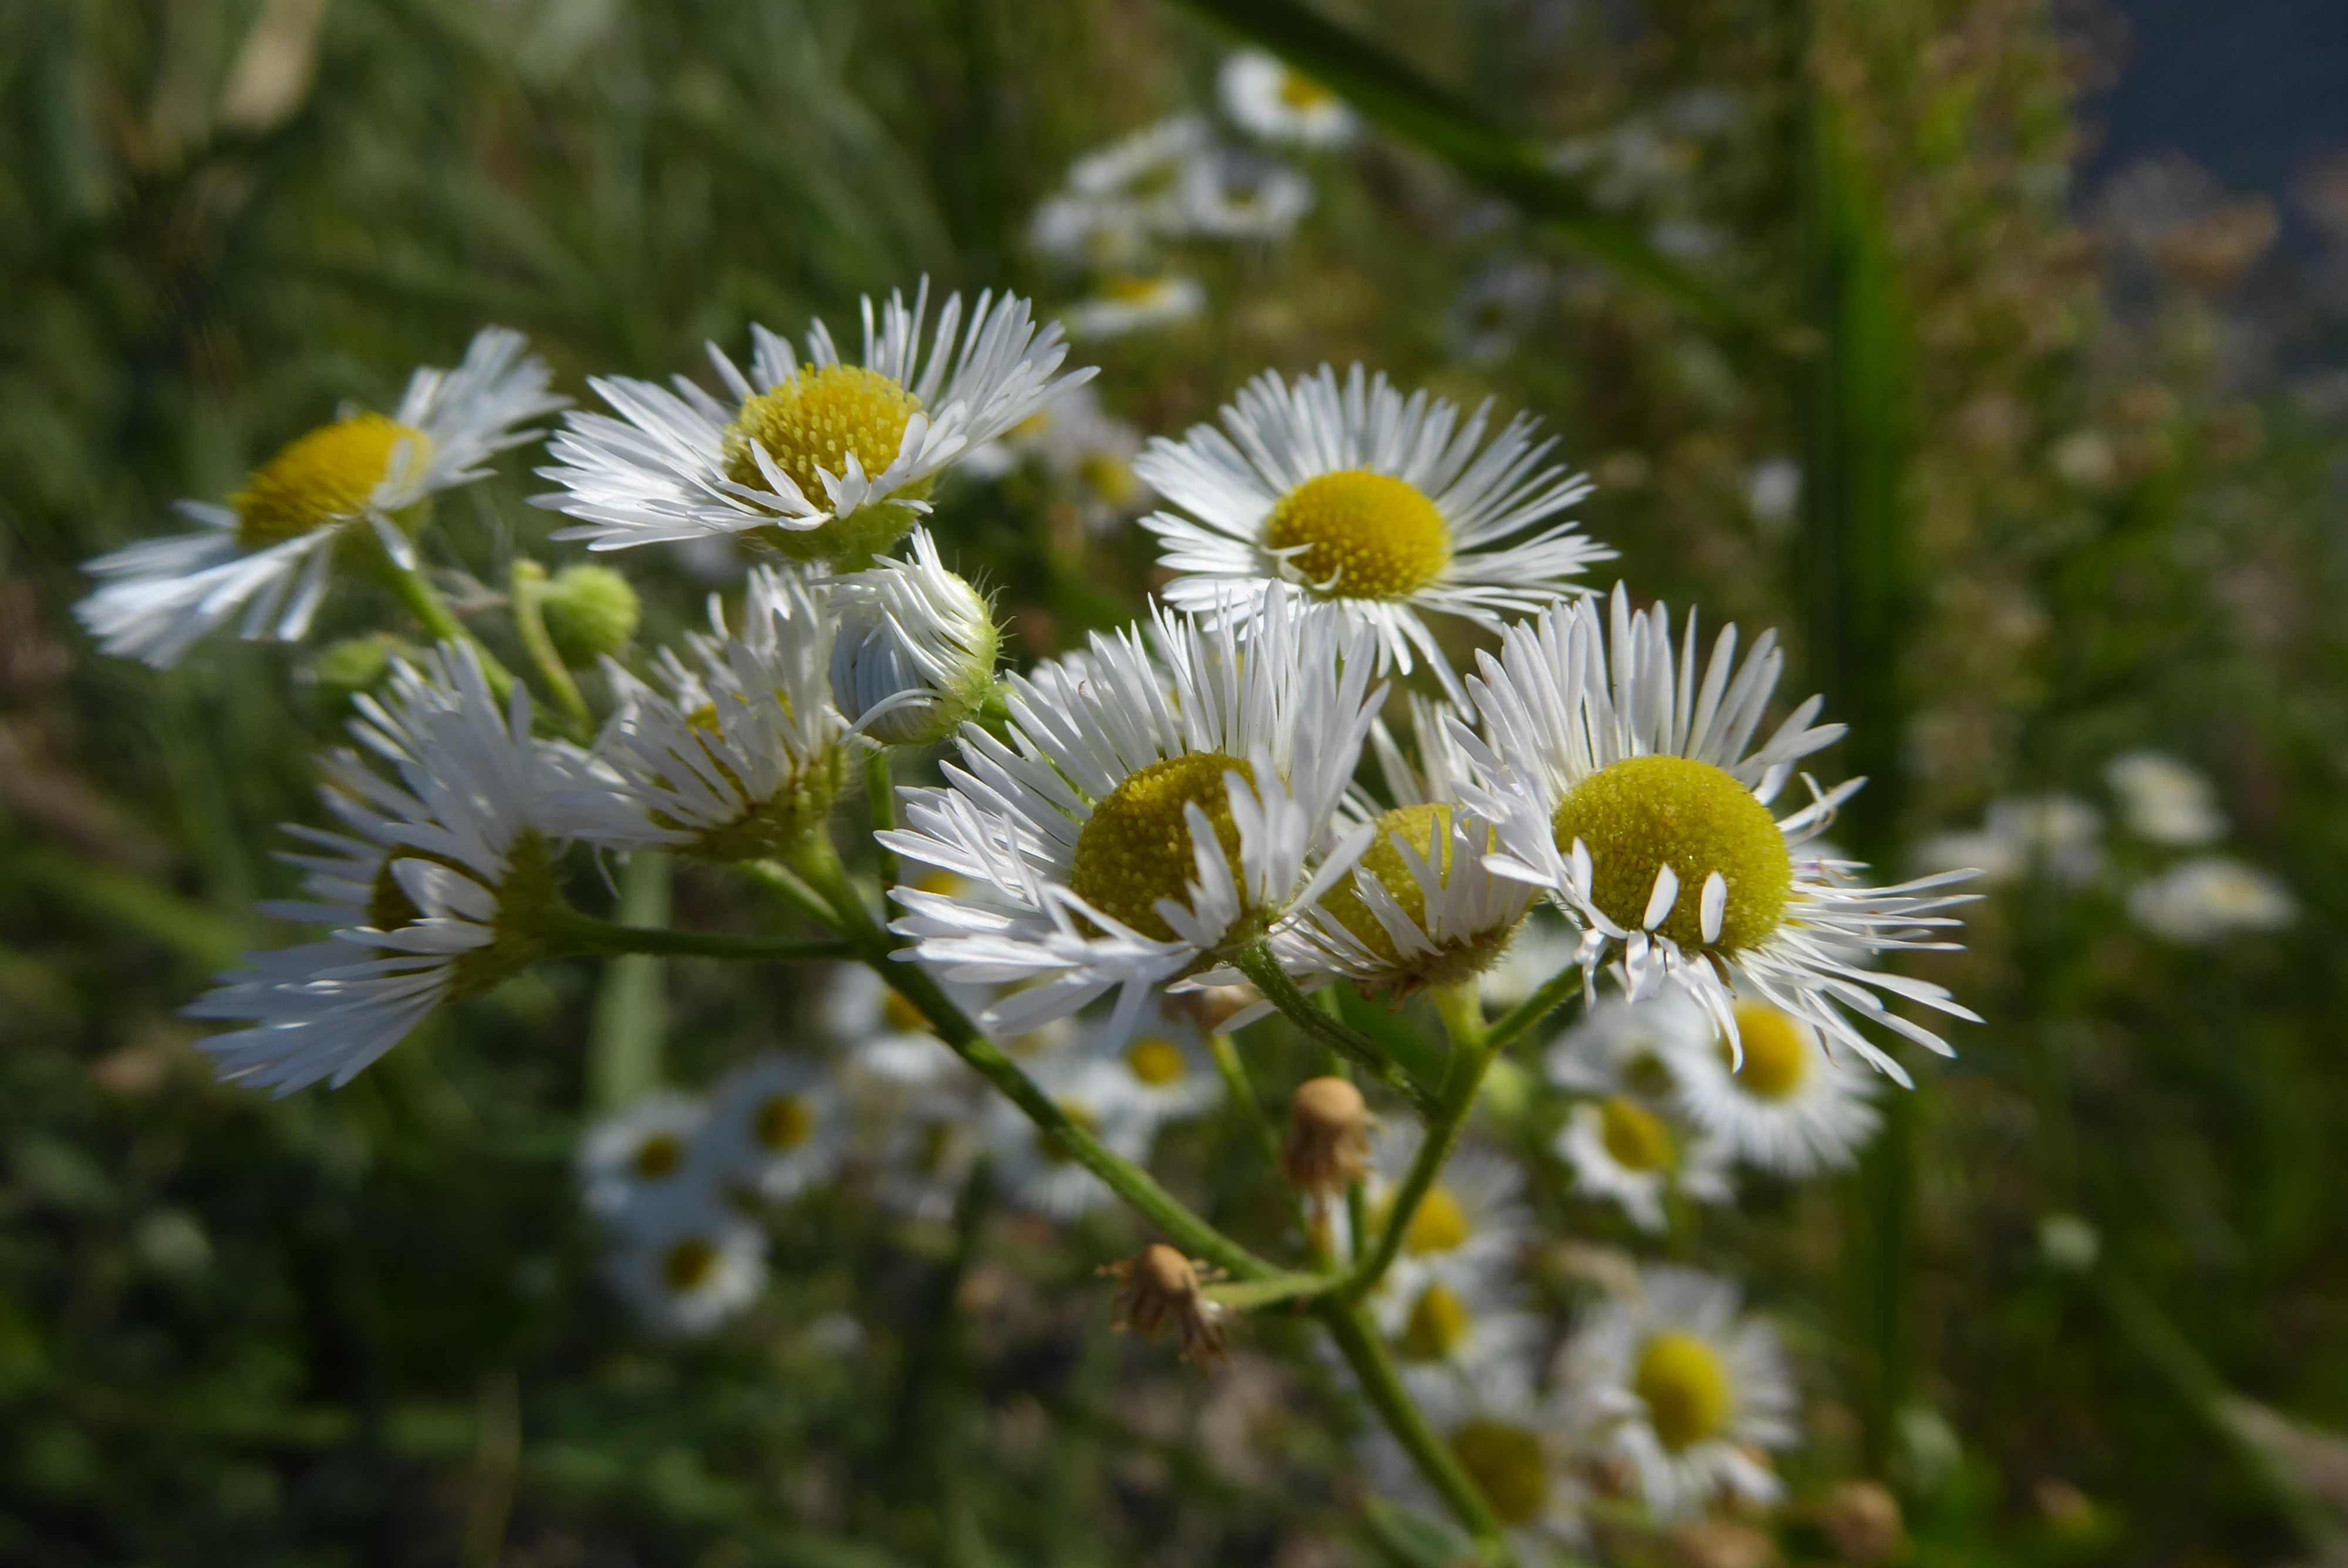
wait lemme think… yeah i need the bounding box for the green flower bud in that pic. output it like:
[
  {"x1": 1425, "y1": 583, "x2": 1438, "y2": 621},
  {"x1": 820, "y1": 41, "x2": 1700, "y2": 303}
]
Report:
[{"x1": 539, "y1": 564, "x2": 640, "y2": 665}]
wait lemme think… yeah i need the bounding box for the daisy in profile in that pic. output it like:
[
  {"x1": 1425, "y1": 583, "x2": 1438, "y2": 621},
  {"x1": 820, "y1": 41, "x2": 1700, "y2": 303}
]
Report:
[
  {"x1": 1220, "y1": 51, "x2": 1359, "y2": 149},
  {"x1": 185, "y1": 644, "x2": 576, "y2": 1094},
  {"x1": 78, "y1": 327, "x2": 562, "y2": 668},
  {"x1": 1556, "y1": 1265, "x2": 1796, "y2": 1520},
  {"x1": 704, "y1": 1055, "x2": 847, "y2": 1201},
  {"x1": 1556, "y1": 1094, "x2": 1731, "y2": 1233},
  {"x1": 602, "y1": 1205, "x2": 768, "y2": 1337},
  {"x1": 1136, "y1": 364, "x2": 1605, "y2": 693},
  {"x1": 578, "y1": 1091, "x2": 713, "y2": 1221},
  {"x1": 987, "y1": 1052, "x2": 1155, "y2": 1221},
  {"x1": 1662, "y1": 996, "x2": 1881, "y2": 1176},
  {"x1": 1362, "y1": 1366, "x2": 1583, "y2": 1551},
  {"x1": 535, "y1": 280, "x2": 1091, "y2": 565},
  {"x1": 1458, "y1": 586, "x2": 1981, "y2": 1082},
  {"x1": 884, "y1": 585, "x2": 1382, "y2": 1045},
  {"x1": 1064, "y1": 274, "x2": 1208, "y2": 340},
  {"x1": 542, "y1": 566, "x2": 846, "y2": 862},
  {"x1": 1081, "y1": 998, "x2": 1224, "y2": 1130}
]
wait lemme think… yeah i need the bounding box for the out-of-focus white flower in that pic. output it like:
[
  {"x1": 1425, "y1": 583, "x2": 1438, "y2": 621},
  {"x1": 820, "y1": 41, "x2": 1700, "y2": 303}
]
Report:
[
  {"x1": 1556, "y1": 1094, "x2": 1732, "y2": 1232},
  {"x1": 1220, "y1": 51, "x2": 1358, "y2": 149},
  {"x1": 2106, "y1": 750, "x2": 2227, "y2": 846},
  {"x1": 828, "y1": 527, "x2": 1000, "y2": 746},
  {"x1": 1178, "y1": 148, "x2": 1314, "y2": 240},
  {"x1": 1745, "y1": 458, "x2": 1802, "y2": 528},
  {"x1": 1480, "y1": 913, "x2": 1580, "y2": 1013},
  {"x1": 967, "y1": 383, "x2": 1151, "y2": 530},
  {"x1": 704, "y1": 1055, "x2": 846, "y2": 1201},
  {"x1": 1664, "y1": 998, "x2": 1881, "y2": 1177},
  {"x1": 1361, "y1": 1365, "x2": 1583, "y2": 1550},
  {"x1": 1064, "y1": 274, "x2": 1209, "y2": 340},
  {"x1": 578, "y1": 1091, "x2": 713, "y2": 1223},
  {"x1": 1914, "y1": 794, "x2": 2104, "y2": 888},
  {"x1": 1362, "y1": 1130, "x2": 1533, "y2": 1299},
  {"x1": 987, "y1": 1052, "x2": 1154, "y2": 1220},
  {"x1": 2127, "y1": 855, "x2": 2296, "y2": 943},
  {"x1": 1080, "y1": 997, "x2": 1224, "y2": 1129},
  {"x1": 1379, "y1": 1268, "x2": 1546, "y2": 1405},
  {"x1": 1448, "y1": 260, "x2": 1552, "y2": 366},
  {"x1": 602, "y1": 1207, "x2": 767, "y2": 1337}
]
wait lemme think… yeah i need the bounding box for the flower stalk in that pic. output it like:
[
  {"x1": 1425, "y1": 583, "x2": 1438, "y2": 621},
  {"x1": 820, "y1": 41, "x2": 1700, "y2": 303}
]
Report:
[
  {"x1": 1234, "y1": 943, "x2": 1440, "y2": 1114},
  {"x1": 507, "y1": 558, "x2": 592, "y2": 736},
  {"x1": 1341, "y1": 981, "x2": 1496, "y2": 1301}
]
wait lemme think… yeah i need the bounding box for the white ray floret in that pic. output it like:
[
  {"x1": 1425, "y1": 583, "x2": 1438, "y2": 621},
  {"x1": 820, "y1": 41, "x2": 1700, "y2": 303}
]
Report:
[
  {"x1": 1219, "y1": 51, "x2": 1360, "y2": 149},
  {"x1": 827, "y1": 526, "x2": 1001, "y2": 746},
  {"x1": 881, "y1": 584, "x2": 1384, "y2": 1047},
  {"x1": 184, "y1": 644, "x2": 579, "y2": 1094},
  {"x1": 1137, "y1": 364, "x2": 1607, "y2": 695},
  {"x1": 1456, "y1": 584, "x2": 1981, "y2": 1083},
  {"x1": 78, "y1": 327, "x2": 562, "y2": 668}
]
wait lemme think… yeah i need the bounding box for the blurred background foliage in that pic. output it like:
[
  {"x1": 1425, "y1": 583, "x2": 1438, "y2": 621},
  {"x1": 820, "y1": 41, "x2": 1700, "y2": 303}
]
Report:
[{"x1": 5, "y1": 0, "x2": 2348, "y2": 1564}]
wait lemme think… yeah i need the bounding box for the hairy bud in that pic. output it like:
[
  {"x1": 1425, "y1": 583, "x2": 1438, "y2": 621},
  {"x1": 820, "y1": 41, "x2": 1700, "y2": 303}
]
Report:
[
  {"x1": 539, "y1": 564, "x2": 641, "y2": 665},
  {"x1": 828, "y1": 528, "x2": 1000, "y2": 746}
]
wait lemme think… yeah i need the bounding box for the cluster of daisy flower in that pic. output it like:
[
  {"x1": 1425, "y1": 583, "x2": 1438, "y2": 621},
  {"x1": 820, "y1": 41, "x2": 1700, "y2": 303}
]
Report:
[
  {"x1": 1027, "y1": 52, "x2": 1356, "y2": 340},
  {"x1": 76, "y1": 263, "x2": 1983, "y2": 1555}
]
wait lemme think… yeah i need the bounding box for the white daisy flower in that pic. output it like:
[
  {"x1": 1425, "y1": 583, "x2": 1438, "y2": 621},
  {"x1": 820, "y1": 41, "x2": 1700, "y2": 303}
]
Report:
[
  {"x1": 2127, "y1": 854, "x2": 2297, "y2": 943},
  {"x1": 602, "y1": 1207, "x2": 767, "y2": 1337},
  {"x1": 184, "y1": 643, "x2": 576, "y2": 1094},
  {"x1": 1219, "y1": 50, "x2": 1359, "y2": 149},
  {"x1": 704, "y1": 1055, "x2": 847, "y2": 1201},
  {"x1": 883, "y1": 584, "x2": 1383, "y2": 1046},
  {"x1": 823, "y1": 962, "x2": 960, "y2": 1089},
  {"x1": 1078, "y1": 996, "x2": 1224, "y2": 1128},
  {"x1": 77, "y1": 327, "x2": 562, "y2": 668},
  {"x1": 1544, "y1": 985, "x2": 1713, "y2": 1099},
  {"x1": 966, "y1": 383, "x2": 1151, "y2": 531},
  {"x1": 1363, "y1": 1364, "x2": 1584, "y2": 1550},
  {"x1": 828, "y1": 526, "x2": 1002, "y2": 746},
  {"x1": 1456, "y1": 585, "x2": 1982, "y2": 1083},
  {"x1": 1136, "y1": 364, "x2": 1607, "y2": 695},
  {"x1": 1662, "y1": 997, "x2": 1881, "y2": 1177},
  {"x1": 542, "y1": 566, "x2": 846, "y2": 861},
  {"x1": 987, "y1": 1053, "x2": 1155, "y2": 1221},
  {"x1": 870, "y1": 1084, "x2": 991, "y2": 1224},
  {"x1": 534, "y1": 280, "x2": 1093, "y2": 565},
  {"x1": 1557, "y1": 1265, "x2": 1796, "y2": 1520},
  {"x1": 1362, "y1": 1130, "x2": 1533, "y2": 1295},
  {"x1": 1178, "y1": 147, "x2": 1315, "y2": 241},
  {"x1": 1555, "y1": 1096, "x2": 1731, "y2": 1233},
  {"x1": 1063, "y1": 274, "x2": 1209, "y2": 340},
  {"x1": 1913, "y1": 793, "x2": 2103, "y2": 888},
  {"x1": 1027, "y1": 116, "x2": 1209, "y2": 265},
  {"x1": 1376, "y1": 1268, "x2": 1547, "y2": 1404},
  {"x1": 2106, "y1": 749, "x2": 2226, "y2": 846},
  {"x1": 578, "y1": 1091, "x2": 715, "y2": 1221}
]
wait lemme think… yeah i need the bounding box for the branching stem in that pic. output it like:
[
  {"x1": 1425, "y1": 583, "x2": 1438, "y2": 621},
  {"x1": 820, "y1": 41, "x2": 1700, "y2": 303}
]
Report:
[
  {"x1": 1341, "y1": 982, "x2": 1496, "y2": 1302},
  {"x1": 1233, "y1": 945, "x2": 1439, "y2": 1115},
  {"x1": 507, "y1": 559, "x2": 592, "y2": 738},
  {"x1": 544, "y1": 906, "x2": 848, "y2": 963}
]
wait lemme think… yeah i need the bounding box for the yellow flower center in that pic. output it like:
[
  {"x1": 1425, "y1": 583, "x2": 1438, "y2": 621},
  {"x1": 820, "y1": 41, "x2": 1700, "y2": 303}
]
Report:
[
  {"x1": 1449, "y1": 1420, "x2": 1549, "y2": 1526},
  {"x1": 754, "y1": 1093, "x2": 815, "y2": 1152},
  {"x1": 1125, "y1": 1036, "x2": 1189, "y2": 1086},
  {"x1": 1277, "y1": 71, "x2": 1340, "y2": 113},
  {"x1": 1398, "y1": 1281, "x2": 1473, "y2": 1361},
  {"x1": 1263, "y1": 470, "x2": 1452, "y2": 602},
  {"x1": 1102, "y1": 274, "x2": 1172, "y2": 303},
  {"x1": 1550, "y1": 756, "x2": 1792, "y2": 953},
  {"x1": 723, "y1": 364, "x2": 925, "y2": 508},
  {"x1": 1725, "y1": 1001, "x2": 1810, "y2": 1101},
  {"x1": 232, "y1": 412, "x2": 430, "y2": 549},
  {"x1": 1403, "y1": 1184, "x2": 1471, "y2": 1256},
  {"x1": 1069, "y1": 752, "x2": 1254, "y2": 942},
  {"x1": 883, "y1": 991, "x2": 931, "y2": 1034},
  {"x1": 663, "y1": 1236, "x2": 720, "y2": 1293},
  {"x1": 1635, "y1": 1331, "x2": 1734, "y2": 1452},
  {"x1": 631, "y1": 1131, "x2": 687, "y2": 1180},
  {"x1": 1600, "y1": 1096, "x2": 1675, "y2": 1173}
]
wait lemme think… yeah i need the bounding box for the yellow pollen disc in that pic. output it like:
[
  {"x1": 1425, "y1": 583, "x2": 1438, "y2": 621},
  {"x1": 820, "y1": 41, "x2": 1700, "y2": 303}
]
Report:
[
  {"x1": 1600, "y1": 1096, "x2": 1675, "y2": 1173},
  {"x1": 1125, "y1": 1036, "x2": 1188, "y2": 1086},
  {"x1": 755, "y1": 1093, "x2": 815, "y2": 1152},
  {"x1": 1277, "y1": 71, "x2": 1340, "y2": 112},
  {"x1": 1079, "y1": 452, "x2": 1142, "y2": 506},
  {"x1": 1263, "y1": 470, "x2": 1451, "y2": 602},
  {"x1": 663, "y1": 1236, "x2": 719, "y2": 1292},
  {"x1": 631, "y1": 1132, "x2": 686, "y2": 1181},
  {"x1": 1398, "y1": 1282, "x2": 1473, "y2": 1361},
  {"x1": 1038, "y1": 1099, "x2": 1101, "y2": 1166},
  {"x1": 1102, "y1": 274, "x2": 1172, "y2": 303},
  {"x1": 1635, "y1": 1330, "x2": 1734, "y2": 1452},
  {"x1": 1726, "y1": 1002, "x2": 1811, "y2": 1101},
  {"x1": 883, "y1": 991, "x2": 930, "y2": 1034},
  {"x1": 1403, "y1": 1184, "x2": 1472, "y2": 1256},
  {"x1": 1070, "y1": 752, "x2": 1254, "y2": 942},
  {"x1": 723, "y1": 364, "x2": 926, "y2": 506},
  {"x1": 1550, "y1": 755, "x2": 1792, "y2": 953},
  {"x1": 232, "y1": 412, "x2": 429, "y2": 549},
  {"x1": 1449, "y1": 1420, "x2": 1549, "y2": 1526}
]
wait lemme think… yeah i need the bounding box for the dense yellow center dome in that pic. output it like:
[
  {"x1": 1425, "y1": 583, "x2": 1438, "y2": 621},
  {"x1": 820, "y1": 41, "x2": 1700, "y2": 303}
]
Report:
[
  {"x1": 723, "y1": 364, "x2": 925, "y2": 508},
  {"x1": 1263, "y1": 470, "x2": 1452, "y2": 601},
  {"x1": 1634, "y1": 1330, "x2": 1733, "y2": 1452},
  {"x1": 234, "y1": 413, "x2": 429, "y2": 549},
  {"x1": 1726, "y1": 1001, "x2": 1810, "y2": 1100},
  {"x1": 1320, "y1": 802, "x2": 1518, "y2": 986},
  {"x1": 1070, "y1": 752, "x2": 1253, "y2": 942},
  {"x1": 1550, "y1": 755, "x2": 1792, "y2": 953}
]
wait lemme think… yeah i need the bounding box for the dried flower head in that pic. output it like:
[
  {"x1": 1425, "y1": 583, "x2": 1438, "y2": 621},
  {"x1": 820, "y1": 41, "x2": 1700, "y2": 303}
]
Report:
[
  {"x1": 1282, "y1": 1075, "x2": 1372, "y2": 1197},
  {"x1": 1104, "y1": 1243, "x2": 1227, "y2": 1366}
]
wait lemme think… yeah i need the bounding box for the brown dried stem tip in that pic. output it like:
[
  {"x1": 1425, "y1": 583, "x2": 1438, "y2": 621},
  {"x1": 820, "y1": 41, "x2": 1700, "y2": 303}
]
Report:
[
  {"x1": 1281, "y1": 1075, "x2": 1372, "y2": 1198},
  {"x1": 1102, "y1": 1243, "x2": 1228, "y2": 1367}
]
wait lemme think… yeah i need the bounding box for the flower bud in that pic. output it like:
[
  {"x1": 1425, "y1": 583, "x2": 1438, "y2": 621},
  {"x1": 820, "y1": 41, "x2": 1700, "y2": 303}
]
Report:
[
  {"x1": 1102, "y1": 1243, "x2": 1227, "y2": 1366},
  {"x1": 1814, "y1": 1480, "x2": 1904, "y2": 1565},
  {"x1": 828, "y1": 528, "x2": 1000, "y2": 747},
  {"x1": 309, "y1": 634, "x2": 407, "y2": 707},
  {"x1": 1281, "y1": 1076, "x2": 1371, "y2": 1197},
  {"x1": 539, "y1": 564, "x2": 641, "y2": 665}
]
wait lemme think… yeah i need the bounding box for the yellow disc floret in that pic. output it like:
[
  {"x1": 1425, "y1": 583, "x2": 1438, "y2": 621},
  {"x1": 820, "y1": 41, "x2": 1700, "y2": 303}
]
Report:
[
  {"x1": 1263, "y1": 471, "x2": 1452, "y2": 601},
  {"x1": 723, "y1": 364, "x2": 930, "y2": 563},
  {"x1": 883, "y1": 990, "x2": 931, "y2": 1035},
  {"x1": 1125, "y1": 1036, "x2": 1189, "y2": 1086},
  {"x1": 1550, "y1": 755, "x2": 1792, "y2": 953},
  {"x1": 1449, "y1": 1420, "x2": 1549, "y2": 1526},
  {"x1": 663, "y1": 1236, "x2": 719, "y2": 1292},
  {"x1": 1726, "y1": 1002, "x2": 1810, "y2": 1101},
  {"x1": 233, "y1": 413, "x2": 430, "y2": 549},
  {"x1": 1070, "y1": 752, "x2": 1254, "y2": 942},
  {"x1": 1600, "y1": 1096, "x2": 1675, "y2": 1173},
  {"x1": 755, "y1": 1094, "x2": 815, "y2": 1152},
  {"x1": 1398, "y1": 1281, "x2": 1473, "y2": 1361},
  {"x1": 1635, "y1": 1331, "x2": 1734, "y2": 1452},
  {"x1": 1277, "y1": 70, "x2": 1341, "y2": 113}
]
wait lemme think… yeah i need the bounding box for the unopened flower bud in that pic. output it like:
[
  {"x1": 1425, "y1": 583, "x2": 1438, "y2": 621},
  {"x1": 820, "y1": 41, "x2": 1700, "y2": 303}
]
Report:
[
  {"x1": 539, "y1": 564, "x2": 641, "y2": 665},
  {"x1": 1282, "y1": 1076, "x2": 1371, "y2": 1197},
  {"x1": 310, "y1": 634, "x2": 407, "y2": 705},
  {"x1": 828, "y1": 528, "x2": 1000, "y2": 746},
  {"x1": 1814, "y1": 1480, "x2": 1903, "y2": 1564},
  {"x1": 1102, "y1": 1243, "x2": 1227, "y2": 1366},
  {"x1": 1668, "y1": 1521, "x2": 1776, "y2": 1568}
]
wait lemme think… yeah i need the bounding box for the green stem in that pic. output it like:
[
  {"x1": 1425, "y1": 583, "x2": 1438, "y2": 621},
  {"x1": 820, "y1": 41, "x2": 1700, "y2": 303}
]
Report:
[
  {"x1": 1341, "y1": 983, "x2": 1495, "y2": 1302},
  {"x1": 375, "y1": 548, "x2": 517, "y2": 702},
  {"x1": 1232, "y1": 945, "x2": 1439, "y2": 1116},
  {"x1": 1203, "y1": 1272, "x2": 1338, "y2": 1310},
  {"x1": 585, "y1": 851, "x2": 670, "y2": 1116},
  {"x1": 865, "y1": 748, "x2": 900, "y2": 887},
  {"x1": 1209, "y1": 1032, "x2": 1285, "y2": 1171},
  {"x1": 1485, "y1": 962, "x2": 1585, "y2": 1055},
  {"x1": 546, "y1": 905, "x2": 849, "y2": 963},
  {"x1": 507, "y1": 559, "x2": 591, "y2": 738},
  {"x1": 790, "y1": 838, "x2": 1284, "y2": 1282},
  {"x1": 1318, "y1": 1300, "x2": 1514, "y2": 1560},
  {"x1": 740, "y1": 858, "x2": 841, "y2": 930}
]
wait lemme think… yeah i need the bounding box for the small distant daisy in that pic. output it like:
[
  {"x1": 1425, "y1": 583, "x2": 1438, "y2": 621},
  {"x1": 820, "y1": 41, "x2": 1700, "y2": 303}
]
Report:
[
  {"x1": 987, "y1": 1053, "x2": 1155, "y2": 1220},
  {"x1": 1364, "y1": 1130, "x2": 1533, "y2": 1292},
  {"x1": 1219, "y1": 51, "x2": 1359, "y2": 149},
  {"x1": 1662, "y1": 997, "x2": 1881, "y2": 1176},
  {"x1": 1028, "y1": 116, "x2": 1208, "y2": 265},
  {"x1": 1912, "y1": 794, "x2": 2103, "y2": 888},
  {"x1": 78, "y1": 327, "x2": 563, "y2": 668},
  {"x1": 184, "y1": 644, "x2": 578, "y2": 1094},
  {"x1": 1556, "y1": 1096, "x2": 1731, "y2": 1233},
  {"x1": 535, "y1": 280, "x2": 1092, "y2": 565},
  {"x1": 1064, "y1": 274, "x2": 1208, "y2": 340},
  {"x1": 1364, "y1": 1366, "x2": 1583, "y2": 1550},
  {"x1": 871, "y1": 1089, "x2": 990, "y2": 1223},
  {"x1": 1136, "y1": 364, "x2": 1607, "y2": 694},
  {"x1": 1377, "y1": 1269, "x2": 1546, "y2": 1403},
  {"x1": 543, "y1": 566, "x2": 846, "y2": 862},
  {"x1": 1458, "y1": 586, "x2": 1981, "y2": 1083},
  {"x1": 1179, "y1": 148, "x2": 1315, "y2": 241},
  {"x1": 1545, "y1": 986, "x2": 1713, "y2": 1100},
  {"x1": 1557, "y1": 1265, "x2": 1796, "y2": 1520},
  {"x1": 2127, "y1": 854, "x2": 2297, "y2": 943},
  {"x1": 602, "y1": 1207, "x2": 768, "y2": 1337},
  {"x1": 970, "y1": 383, "x2": 1150, "y2": 532},
  {"x1": 704, "y1": 1055, "x2": 847, "y2": 1201},
  {"x1": 2106, "y1": 750, "x2": 2226, "y2": 847},
  {"x1": 885, "y1": 585, "x2": 1382, "y2": 1046},
  {"x1": 824, "y1": 962, "x2": 959, "y2": 1088},
  {"x1": 1079, "y1": 996, "x2": 1224, "y2": 1128},
  {"x1": 578, "y1": 1090, "x2": 713, "y2": 1221}
]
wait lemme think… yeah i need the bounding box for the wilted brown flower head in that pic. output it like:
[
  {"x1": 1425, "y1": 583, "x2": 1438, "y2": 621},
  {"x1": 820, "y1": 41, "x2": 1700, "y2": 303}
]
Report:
[
  {"x1": 1281, "y1": 1075, "x2": 1371, "y2": 1197},
  {"x1": 1103, "y1": 1243, "x2": 1227, "y2": 1367}
]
